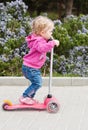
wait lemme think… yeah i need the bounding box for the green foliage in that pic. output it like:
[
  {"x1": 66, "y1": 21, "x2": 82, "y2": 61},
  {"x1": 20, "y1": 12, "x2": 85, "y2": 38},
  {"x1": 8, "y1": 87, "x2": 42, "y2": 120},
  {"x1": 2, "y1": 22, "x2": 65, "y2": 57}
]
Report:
[
  {"x1": 73, "y1": 33, "x2": 88, "y2": 46},
  {"x1": 63, "y1": 17, "x2": 83, "y2": 37},
  {"x1": 0, "y1": 0, "x2": 88, "y2": 76},
  {"x1": 0, "y1": 57, "x2": 22, "y2": 76},
  {"x1": 53, "y1": 15, "x2": 88, "y2": 57},
  {"x1": 7, "y1": 19, "x2": 20, "y2": 29},
  {"x1": 57, "y1": 46, "x2": 88, "y2": 77},
  {"x1": 0, "y1": 0, "x2": 32, "y2": 76},
  {"x1": 53, "y1": 25, "x2": 73, "y2": 57},
  {"x1": 4, "y1": 37, "x2": 24, "y2": 50}
]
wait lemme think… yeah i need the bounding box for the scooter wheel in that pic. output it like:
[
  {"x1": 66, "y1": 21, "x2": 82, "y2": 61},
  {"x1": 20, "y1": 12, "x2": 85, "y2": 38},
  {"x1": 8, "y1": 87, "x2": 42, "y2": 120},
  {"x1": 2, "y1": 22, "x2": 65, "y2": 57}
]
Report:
[
  {"x1": 47, "y1": 101, "x2": 59, "y2": 113},
  {"x1": 2, "y1": 103, "x2": 9, "y2": 110}
]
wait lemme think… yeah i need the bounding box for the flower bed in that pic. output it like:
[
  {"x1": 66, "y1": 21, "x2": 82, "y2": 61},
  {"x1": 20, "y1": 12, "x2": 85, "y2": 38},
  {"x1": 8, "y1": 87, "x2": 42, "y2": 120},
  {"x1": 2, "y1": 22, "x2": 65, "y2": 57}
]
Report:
[{"x1": 0, "y1": 0, "x2": 88, "y2": 76}]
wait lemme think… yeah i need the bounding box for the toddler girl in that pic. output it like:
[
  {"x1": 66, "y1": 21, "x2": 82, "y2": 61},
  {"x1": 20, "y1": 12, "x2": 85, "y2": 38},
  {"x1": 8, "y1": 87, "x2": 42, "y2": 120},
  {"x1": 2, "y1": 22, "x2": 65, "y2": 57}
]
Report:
[{"x1": 19, "y1": 16, "x2": 59, "y2": 104}]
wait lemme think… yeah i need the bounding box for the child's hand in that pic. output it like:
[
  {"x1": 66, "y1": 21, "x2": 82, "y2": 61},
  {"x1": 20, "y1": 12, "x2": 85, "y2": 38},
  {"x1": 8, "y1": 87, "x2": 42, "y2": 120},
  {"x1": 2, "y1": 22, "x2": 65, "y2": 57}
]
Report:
[
  {"x1": 51, "y1": 36, "x2": 60, "y2": 47},
  {"x1": 54, "y1": 39, "x2": 60, "y2": 47}
]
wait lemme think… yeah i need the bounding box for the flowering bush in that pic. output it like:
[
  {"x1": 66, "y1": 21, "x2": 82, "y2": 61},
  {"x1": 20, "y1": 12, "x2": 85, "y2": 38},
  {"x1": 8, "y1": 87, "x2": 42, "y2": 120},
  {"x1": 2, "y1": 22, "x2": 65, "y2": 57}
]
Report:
[
  {"x1": 0, "y1": 0, "x2": 31, "y2": 60},
  {"x1": 53, "y1": 15, "x2": 88, "y2": 57},
  {"x1": 47, "y1": 15, "x2": 88, "y2": 77},
  {"x1": 57, "y1": 46, "x2": 88, "y2": 77},
  {"x1": 0, "y1": 0, "x2": 88, "y2": 76},
  {"x1": 0, "y1": 0, "x2": 31, "y2": 75}
]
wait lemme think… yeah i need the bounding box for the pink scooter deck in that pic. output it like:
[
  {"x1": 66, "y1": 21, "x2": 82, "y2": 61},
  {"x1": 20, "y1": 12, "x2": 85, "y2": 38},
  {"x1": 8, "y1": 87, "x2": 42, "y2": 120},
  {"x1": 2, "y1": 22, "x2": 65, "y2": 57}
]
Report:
[{"x1": 3, "y1": 102, "x2": 46, "y2": 111}]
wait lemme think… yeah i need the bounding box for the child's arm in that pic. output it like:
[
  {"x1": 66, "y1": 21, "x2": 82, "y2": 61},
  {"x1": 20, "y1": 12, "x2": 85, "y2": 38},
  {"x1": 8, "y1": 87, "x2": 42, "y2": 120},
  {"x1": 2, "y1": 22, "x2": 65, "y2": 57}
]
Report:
[{"x1": 36, "y1": 38, "x2": 60, "y2": 53}]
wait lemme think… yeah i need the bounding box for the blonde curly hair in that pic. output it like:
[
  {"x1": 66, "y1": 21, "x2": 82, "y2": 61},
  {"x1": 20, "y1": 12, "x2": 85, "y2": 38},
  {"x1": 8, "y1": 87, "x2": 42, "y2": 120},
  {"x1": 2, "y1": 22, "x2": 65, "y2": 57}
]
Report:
[{"x1": 32, "y1": 16, "x2": 54, "y2": 35}]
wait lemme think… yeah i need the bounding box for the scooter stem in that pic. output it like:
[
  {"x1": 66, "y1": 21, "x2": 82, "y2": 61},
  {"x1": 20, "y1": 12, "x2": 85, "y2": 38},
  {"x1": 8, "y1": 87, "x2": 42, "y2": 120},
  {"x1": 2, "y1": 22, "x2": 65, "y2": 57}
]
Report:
[{"x1": 48, "y1": 48, "x2": 54, "y2": 95}]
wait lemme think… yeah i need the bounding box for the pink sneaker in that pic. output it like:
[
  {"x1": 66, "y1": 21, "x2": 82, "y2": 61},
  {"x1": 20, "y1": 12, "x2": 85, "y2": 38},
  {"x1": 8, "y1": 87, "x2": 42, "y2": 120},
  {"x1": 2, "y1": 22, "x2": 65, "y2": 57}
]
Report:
[{"x1": 19, "y1": 96, "x2": 36, "y2": 105}]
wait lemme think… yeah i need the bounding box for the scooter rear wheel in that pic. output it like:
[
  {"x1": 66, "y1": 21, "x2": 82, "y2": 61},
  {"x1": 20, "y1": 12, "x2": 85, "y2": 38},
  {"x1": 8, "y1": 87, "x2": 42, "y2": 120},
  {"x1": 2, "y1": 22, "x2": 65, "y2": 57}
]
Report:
[
  {"x1": 2, "y1": 103, "x2": 10, "y2": 110},
  {"x1": 47, "y1": 101, "x2": 59, "y2": 113}
]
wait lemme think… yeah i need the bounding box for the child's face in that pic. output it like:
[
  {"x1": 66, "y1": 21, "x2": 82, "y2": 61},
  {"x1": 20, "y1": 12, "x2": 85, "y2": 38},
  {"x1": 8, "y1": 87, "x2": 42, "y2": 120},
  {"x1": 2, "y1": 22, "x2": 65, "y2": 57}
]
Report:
[{"x1": 40, "y1": 28, "x2": 53, "y2": 40}]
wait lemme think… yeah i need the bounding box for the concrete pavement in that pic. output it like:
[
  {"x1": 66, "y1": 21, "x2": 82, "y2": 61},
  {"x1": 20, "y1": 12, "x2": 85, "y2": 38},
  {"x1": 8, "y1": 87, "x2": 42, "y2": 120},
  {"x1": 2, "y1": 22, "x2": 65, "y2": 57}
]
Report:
[{"x1": 0, "y1": 84, "x2": 88, "y2": 130}]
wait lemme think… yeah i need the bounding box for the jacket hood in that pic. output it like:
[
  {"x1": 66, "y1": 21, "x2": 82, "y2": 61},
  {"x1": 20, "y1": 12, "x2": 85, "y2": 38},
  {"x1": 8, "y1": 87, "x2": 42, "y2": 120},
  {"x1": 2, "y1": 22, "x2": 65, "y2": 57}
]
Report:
[{"x1": 25, "y1": 33, "x2": 42, "y2": 48}]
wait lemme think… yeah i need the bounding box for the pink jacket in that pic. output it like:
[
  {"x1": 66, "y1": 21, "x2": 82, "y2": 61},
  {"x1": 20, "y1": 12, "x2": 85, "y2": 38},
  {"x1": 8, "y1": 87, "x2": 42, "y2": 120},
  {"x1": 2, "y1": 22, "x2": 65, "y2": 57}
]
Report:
[{"x1": 23, "y1": 33, "x2": 56, "y2": 69}]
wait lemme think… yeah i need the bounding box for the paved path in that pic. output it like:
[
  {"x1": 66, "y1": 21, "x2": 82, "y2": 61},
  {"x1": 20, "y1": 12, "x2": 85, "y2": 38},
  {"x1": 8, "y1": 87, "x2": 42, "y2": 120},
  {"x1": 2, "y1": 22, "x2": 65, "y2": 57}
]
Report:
[{"x1": 0, "y1": 86, "x2": 88, "y2": 130}]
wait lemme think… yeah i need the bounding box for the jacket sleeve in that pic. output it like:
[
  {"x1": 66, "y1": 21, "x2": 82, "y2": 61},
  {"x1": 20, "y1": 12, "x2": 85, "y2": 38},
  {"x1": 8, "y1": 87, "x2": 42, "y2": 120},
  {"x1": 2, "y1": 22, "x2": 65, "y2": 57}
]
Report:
[{"x1": 35, "y1": 40, "x2": 56, "y2": 53}]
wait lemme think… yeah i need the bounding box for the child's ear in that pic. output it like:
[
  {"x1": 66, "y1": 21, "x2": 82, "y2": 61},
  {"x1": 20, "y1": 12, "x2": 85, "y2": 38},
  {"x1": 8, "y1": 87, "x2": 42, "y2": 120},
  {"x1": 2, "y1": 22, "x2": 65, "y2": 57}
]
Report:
[
  {"x1": 40, "y1": 30, "x2": 44, "y2": 36},
  {"x1": 40, "y1": 30, "x2": 44, "y2": 35}
]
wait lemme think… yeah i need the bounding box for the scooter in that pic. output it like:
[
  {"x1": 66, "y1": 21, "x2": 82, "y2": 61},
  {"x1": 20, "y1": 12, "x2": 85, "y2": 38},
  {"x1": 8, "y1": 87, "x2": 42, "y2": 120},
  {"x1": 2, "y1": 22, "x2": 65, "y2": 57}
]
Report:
[{"x1": 2, "y1": 48, "x2": 60, "y2": 113}]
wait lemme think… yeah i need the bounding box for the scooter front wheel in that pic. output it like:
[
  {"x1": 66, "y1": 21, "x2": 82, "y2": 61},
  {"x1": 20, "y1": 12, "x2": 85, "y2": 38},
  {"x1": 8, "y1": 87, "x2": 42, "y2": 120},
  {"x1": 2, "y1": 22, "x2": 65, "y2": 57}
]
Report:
[{"x1": 47, "y1": 101, "x2": 59, "y2": 113}]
